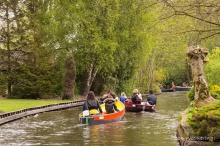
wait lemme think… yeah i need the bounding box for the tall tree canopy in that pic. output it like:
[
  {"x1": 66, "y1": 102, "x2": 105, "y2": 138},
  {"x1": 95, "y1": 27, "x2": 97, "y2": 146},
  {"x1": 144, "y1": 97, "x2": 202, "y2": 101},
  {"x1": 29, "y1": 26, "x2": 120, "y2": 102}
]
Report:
[{"x1": 0, "y1": 0, "x2": 219, "y2": 98}]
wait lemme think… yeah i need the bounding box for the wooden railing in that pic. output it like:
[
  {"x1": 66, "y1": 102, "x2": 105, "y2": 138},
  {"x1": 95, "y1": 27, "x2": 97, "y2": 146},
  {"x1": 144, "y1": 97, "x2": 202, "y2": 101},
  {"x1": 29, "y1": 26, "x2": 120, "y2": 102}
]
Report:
[{"x1": 0, "y1": 100, "x2": 85, "y2": 125}]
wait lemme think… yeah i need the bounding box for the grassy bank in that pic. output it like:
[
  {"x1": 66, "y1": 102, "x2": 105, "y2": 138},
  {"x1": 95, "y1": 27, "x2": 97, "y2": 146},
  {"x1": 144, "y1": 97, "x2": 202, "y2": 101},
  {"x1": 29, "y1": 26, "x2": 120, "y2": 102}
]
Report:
[{"x1": 0, "y1": 98, "x2": 74, "y2": 113}]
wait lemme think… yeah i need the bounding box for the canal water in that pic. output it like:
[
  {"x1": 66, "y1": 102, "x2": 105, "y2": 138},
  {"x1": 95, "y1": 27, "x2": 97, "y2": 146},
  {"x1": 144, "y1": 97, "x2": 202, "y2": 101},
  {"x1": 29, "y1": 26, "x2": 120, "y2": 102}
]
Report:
[{"x1": 0, "y1": 92, "x2": 189, "y2": 146}]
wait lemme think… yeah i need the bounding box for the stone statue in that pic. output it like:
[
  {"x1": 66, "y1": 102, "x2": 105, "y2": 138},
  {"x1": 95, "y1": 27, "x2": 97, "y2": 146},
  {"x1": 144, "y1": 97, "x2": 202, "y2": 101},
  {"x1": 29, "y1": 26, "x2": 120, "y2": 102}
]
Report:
[{"x1": 187, "y1": 45, "x2": 214, "y2": 108}]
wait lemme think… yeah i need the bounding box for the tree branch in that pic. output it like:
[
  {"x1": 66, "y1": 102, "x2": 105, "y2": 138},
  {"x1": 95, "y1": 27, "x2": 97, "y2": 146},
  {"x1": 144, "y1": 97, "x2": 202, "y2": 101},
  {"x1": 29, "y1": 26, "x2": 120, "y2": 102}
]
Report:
[
  {"x1": 175, "y1": 10, "x2": 220, "y2": 27},
  {"x1": 200, "y1": 31, "x2": 220, "y2": 40}
]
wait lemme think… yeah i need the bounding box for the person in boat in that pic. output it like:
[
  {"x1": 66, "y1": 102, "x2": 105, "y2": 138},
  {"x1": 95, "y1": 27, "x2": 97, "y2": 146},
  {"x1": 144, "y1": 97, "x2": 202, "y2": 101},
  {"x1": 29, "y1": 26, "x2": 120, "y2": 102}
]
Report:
[
  {"x1": 182, "y1": 82, "x2": 187, "y2": 87},
  {"x1": 137, "y1": 90, "x2": 143, "y2": 100},
  {"x1": 100, "y1": 90, "x2": 116, "y2": 103},
  {"x1": 160, "y1": 85, "x2": 165, "y2": 90},
  {"x1": 146, "y1": 89, "x2": 157, "y2": 106},
  {"x1": 131, "y1": 89, "x2": 141, "y2": 104},
  {"x1": 119, "y1": 92, "x2": 127, "y2": 104},
  {"x1": 171, "y1": 82, "x2": 175, "y2": 91},
  {"x1": 83, "y1": 91, "x2": 102, "y2": 114},
  {"x1": 103, "y1": 95, "x2": 119, "y2": 114},
  {"x1": 101, "y1": 90, "x2": 116, "y2": 102}
]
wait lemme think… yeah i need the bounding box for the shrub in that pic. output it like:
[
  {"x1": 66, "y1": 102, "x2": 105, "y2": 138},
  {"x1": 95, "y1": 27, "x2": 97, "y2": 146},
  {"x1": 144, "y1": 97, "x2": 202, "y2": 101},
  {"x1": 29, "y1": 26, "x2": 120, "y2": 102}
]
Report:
[
  {"x1": 188, "y1": 102, "x2": 220, "y2": 138},
  {"x1": 209, "y1": 85, "x2": 220, "y2": 99},
  {"x1": 187, "y1": 86, "x2": 195, "y2": 102}
]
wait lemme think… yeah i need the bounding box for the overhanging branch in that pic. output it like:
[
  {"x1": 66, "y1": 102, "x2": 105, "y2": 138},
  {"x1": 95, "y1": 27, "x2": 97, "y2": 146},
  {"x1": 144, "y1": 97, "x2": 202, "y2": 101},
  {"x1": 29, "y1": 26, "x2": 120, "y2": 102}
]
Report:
[
  {"x1": 200, "y1": 31, "x2": 220, "y2": 40},
  {"x1": 175, "y1": 10, "x2": 220, "y2": 27}
]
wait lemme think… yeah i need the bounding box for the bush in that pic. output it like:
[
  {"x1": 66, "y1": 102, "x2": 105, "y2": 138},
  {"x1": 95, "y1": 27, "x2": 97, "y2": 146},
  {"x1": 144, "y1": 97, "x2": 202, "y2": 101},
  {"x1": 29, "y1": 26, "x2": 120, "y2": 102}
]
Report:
[
  {"x1": 187, "y1": 86, "x2": 195, "y2": 102},
  {"x1": 152, "y1": 83, "x2": 161, "y2": 93},
  {"x1": 11, "y1": 66, "x2": 59, "y2": 99},
  {"x1": 209, "y1": 85, "x2": 220, "y2": 99},
  {"x1": 188, "y1": 102, "x2": 220, "y2": 138}
]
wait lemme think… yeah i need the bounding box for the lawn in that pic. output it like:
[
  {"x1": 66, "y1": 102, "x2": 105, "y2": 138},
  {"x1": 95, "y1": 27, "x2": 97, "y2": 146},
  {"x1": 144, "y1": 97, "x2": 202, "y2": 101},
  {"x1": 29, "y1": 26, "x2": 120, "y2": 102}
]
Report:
[{"x1": 0, "y1": 98, "x2": 73, "y2": 113}]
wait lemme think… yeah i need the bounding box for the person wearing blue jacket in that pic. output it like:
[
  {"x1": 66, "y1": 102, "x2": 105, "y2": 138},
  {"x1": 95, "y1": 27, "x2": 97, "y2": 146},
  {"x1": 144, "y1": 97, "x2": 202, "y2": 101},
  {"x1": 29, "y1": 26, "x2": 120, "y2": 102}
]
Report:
[{"x1": 119, "y1": 92, "x2": 127, "y2": 104}]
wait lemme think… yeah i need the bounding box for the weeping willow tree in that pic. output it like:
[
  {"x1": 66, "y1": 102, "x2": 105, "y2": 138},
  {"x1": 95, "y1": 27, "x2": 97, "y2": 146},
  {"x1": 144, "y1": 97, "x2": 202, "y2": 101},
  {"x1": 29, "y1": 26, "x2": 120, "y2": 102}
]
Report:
[{"x1": 111, "y1": 0, "x2": 159, "y2": 95}]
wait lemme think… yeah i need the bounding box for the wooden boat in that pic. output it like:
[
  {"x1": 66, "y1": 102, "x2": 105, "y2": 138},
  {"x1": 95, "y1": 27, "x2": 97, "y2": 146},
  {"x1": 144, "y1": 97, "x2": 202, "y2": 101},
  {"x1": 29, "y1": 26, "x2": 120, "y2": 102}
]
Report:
[
  {"x1": 124, "y1": 99, "x2": 155, "y2": 112},
  {"x1": 161, "y1": 88, "x2": 175, "y2": 92},
  {"x1": 175, "y1": 86, "x2": 192, "y2": 91},
  {"x1": 79, "y1": 100, "x2": 125, "y2": 125}
]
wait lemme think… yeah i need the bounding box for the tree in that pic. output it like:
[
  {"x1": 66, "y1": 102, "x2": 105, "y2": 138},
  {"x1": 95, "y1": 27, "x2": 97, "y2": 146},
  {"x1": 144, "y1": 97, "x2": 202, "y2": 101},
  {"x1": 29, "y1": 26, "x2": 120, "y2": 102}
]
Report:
[
  {"x1": 0, "y1": 0, "x2": 31, "y2": 97},
  {"x1": 0, "y1": 0, "x2": 65, "y2": 98},
  {"x1": 113, "y1": 0, "x2": 154, "y2": 94},
  {"x1": 187, "y1": 45, "x2": 214, "y2": 108},
  {"x1": 62, "y1": 53, "x2": 76, "y2": 99},
  {"x1": 72, "y1": 0, "x2": 120, "y2": 95},
  {"x1": 160, "y1": 0, "x2": 220, "y2": 44}
]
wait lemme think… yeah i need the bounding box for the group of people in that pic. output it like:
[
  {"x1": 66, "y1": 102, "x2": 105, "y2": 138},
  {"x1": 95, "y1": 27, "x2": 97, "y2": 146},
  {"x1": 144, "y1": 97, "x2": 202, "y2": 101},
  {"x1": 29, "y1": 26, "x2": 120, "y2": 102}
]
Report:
[
  {"x1": 131, "y1": 88, "x2": 157, "y2": 106},
  {"x1": 172, "y1": 81, "x2": 190, "y2": 89},
  {"x1": 83, "y1": 90, "x2": 119, "y2": 115},
  {"x1": 82, "y1": 89, "x2": 157, "y2": 115},
  {"x1": 182, "y1": 82, "x2": 189, "y2": 87}
]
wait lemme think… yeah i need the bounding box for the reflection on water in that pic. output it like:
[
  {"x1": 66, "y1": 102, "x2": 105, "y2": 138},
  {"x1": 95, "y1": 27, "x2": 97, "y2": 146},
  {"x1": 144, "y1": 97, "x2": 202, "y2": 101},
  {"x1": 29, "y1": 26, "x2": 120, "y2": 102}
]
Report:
[{"x1": 0, "y1": 92, "x2": 189, "y2": 146}]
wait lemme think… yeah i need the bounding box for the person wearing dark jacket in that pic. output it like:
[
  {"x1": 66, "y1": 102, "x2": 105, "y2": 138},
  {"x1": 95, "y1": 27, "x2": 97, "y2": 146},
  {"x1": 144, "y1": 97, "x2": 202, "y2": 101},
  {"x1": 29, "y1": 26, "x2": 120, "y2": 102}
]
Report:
[
  {"x1": 103, "y1": 96, "x2": 119, "y2": 114},
  {"x1": 147, "y1": 89, "x2": 157, "y2": 105},
  {"x1": 83, "y1": 91, "x2": 102, "y2": 114}
]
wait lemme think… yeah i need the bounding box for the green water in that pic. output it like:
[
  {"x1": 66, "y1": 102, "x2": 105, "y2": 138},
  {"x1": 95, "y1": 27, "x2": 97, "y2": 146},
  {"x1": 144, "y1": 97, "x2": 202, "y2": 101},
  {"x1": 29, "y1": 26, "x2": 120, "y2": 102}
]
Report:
[{"x1": 0, "y1": 92, "x2": 189, "y2": 146}]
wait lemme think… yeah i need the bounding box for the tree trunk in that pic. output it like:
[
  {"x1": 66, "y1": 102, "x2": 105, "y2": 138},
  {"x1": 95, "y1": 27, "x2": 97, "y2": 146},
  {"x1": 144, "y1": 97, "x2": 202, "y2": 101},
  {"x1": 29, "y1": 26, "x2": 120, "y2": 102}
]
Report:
[
  {"x1": 187, "y1": 46, "x2": 214, "y2": 108},
  {"x1": 146, "y1": 52, "x2": 155, "y2": 90},
  {"x1": 185, "y1": 58, "x2": 191, "y2": 85},
  {"x1": 6, "y1": 3, "x2": 12, "y2": 97},
  {"x1": 82, "y1": 63, "x2": 98, "y2": 96}
]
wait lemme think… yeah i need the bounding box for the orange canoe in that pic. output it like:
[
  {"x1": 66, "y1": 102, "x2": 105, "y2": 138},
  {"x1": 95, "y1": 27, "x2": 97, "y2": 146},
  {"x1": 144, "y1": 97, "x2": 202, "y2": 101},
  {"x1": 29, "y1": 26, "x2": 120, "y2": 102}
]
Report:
[{"x1": 79, "y1": 100, "x2": 125, "y2": 125}]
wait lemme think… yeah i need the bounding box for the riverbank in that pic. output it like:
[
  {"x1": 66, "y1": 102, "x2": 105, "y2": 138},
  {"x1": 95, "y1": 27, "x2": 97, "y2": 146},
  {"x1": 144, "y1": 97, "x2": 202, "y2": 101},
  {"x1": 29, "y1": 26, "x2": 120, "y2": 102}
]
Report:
[
  {"x1": 0, "y1": 96, "x2": 84, "y2": 113},
  {"x1": 177, "y1": 100, "x2": 220, "y2": 145}
]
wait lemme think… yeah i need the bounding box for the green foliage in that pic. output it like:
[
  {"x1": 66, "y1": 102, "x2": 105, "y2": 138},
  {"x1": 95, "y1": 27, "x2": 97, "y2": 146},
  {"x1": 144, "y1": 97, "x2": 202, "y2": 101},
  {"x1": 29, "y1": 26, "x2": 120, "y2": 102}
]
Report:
[
  {"x1": 146, "y1": 2, "x2": 192, "y2": 88},
  {"x1": 154, "y1": 69, "x2": 166, "y2": 83},
  {"x1": 0, "y1": 72, "x2": 7, "y2": 97},
  {"x1": 205, "y1": 48, "x2": 220, "y2": 99},
  {"x1": 188, "y1": 102, "x2": 220, "y2": 137},
  {"x1": 62, "y1": 53, "x2": 76, "y2": 100},
  {"x1": 209, "y1": 85, "x2": 220, "y2": 99},
  {"x1": 11, "y1": 65, "x2": 58, "y2": 99},
  {"x1": 186, "y1": 107, "x2": 195, "y2": 124},
  {"x1": 0, "y1": 0, "x2": 219, "y2": 99},
  {"x1": 151, "y1": 83, "x2": 161, "y2": 93},
  {"x1": 187, "y1": 86, "x2": 195, "y2": 102},
  {"x1": 111, "y1": 0, "x2": 160, "y2": 93}
]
